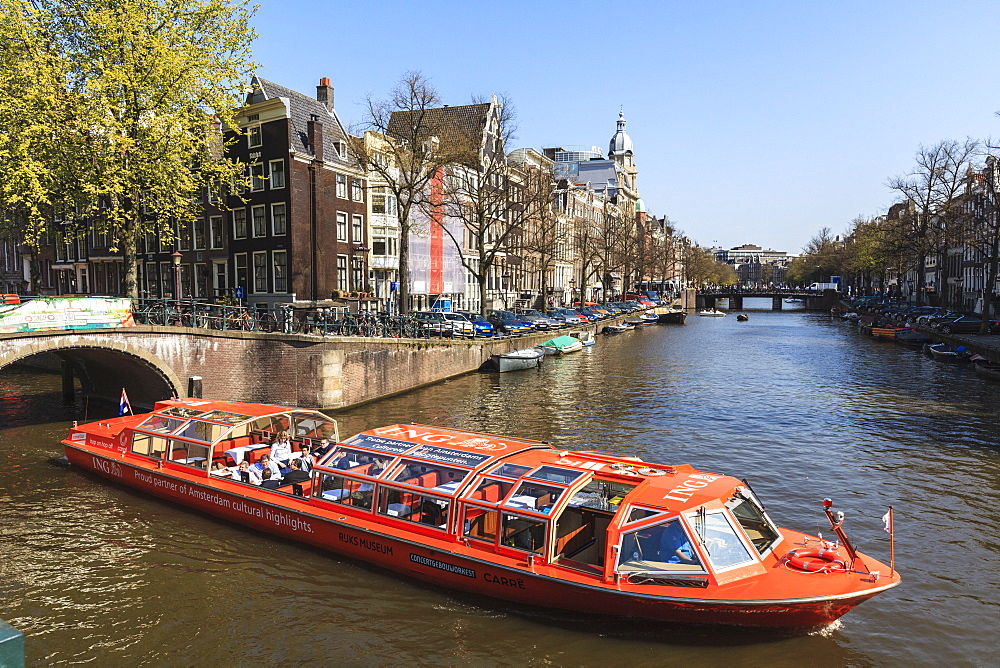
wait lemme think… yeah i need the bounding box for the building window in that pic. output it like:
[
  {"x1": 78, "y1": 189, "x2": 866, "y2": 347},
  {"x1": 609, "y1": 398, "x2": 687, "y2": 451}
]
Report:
[
  {"x1": 248, "y1": 125, "x2": 262, "y2": 148},
  {"x1": 352, "y1": 215, "x2": 364, "y2": 243},
  {"x1": 336, "y1": 212, "x2": 348, "y2": 242},
  {"x1": 337, "y1": 255, "x2": 348, "y2": 291},
  {"x1": 351, "y1": 257, "x2": 363, "y2": 291},
  {"x1": 193, "y1": 218, "x2": 206, "y2": 250},
  {"x1": 351, "y1": 178, "x2": 363, "y2": 202},
  {"x1": 250, "y1": 163, "x2": 265, "y2": 191},
  {"x1": 372, "y1": 187, "x2": 397, "y2": 216},
  {"x1": 251, "y1": 204, "x2": 266, "y2": 237},
  {"x1": 213, "y1": 261, "x2": 228, "y2": 297},
  {"x1": 269, "y1": 159, "x2": 285, "y2": 189},
  {"x1": 176, "y1": 221, "x2": 190, "y2": 251},
  {"x1": 235, "y1": 253, "x2": 248, "y2": 296},
  {"x1": 271, "y1": 203, "x2": 287, "y2": 236},
  {"x1": 336, "y1": 174, "x2": 347, "y2": 199},
  {"x1": 194, "y1": 263, "x2": 207, "y2": 298},
  {"x1": 210, "y1": 216, "x2": 224, "y2": 249},
  {"x1": 252, "y1": 251, "x2": 268, "y2": 293},
  {"x1": 233, "y1": 209, "x2": 247, "y2": 239},
  {"x1": 273, "y1": 250, "x2": 288, "y2": 293}
]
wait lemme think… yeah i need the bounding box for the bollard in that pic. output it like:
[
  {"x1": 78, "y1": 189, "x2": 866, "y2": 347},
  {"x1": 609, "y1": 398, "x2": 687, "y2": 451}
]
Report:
[
  {"x1": 188, "y1": 376, "x2": 203, "y2": 399},
  {"x1": 0, "y1": 618, "x2": 25, "y2": 668}
]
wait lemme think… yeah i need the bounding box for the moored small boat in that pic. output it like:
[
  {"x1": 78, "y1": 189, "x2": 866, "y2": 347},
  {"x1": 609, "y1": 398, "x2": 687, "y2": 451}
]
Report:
[
  {"x1": 488, "y1": 347, "x2": 545, "y2": 372},
  {"x1": 640, "y1": 312, "x2": 659, "y2": 323},
  {"x1": 602, "y1": 324, "x2": 629, "y2": 334},
  {"x1": 657, "y1": 311, "x2": 687, "y2": 324},
  {"x1": 567, "y1": 330, "x2": 596, "y2": 347},
  {"x1": 894, "y1": 329, "x2": 931, "y2": 346},
  {"x1": 736, "y1": 313, "x2": 749, "y2": 322},
  {"x1": 62, "y1": 398, "x2": 901, "y2": 632},
  {"x1": 870, "y1": 327, "x2": 907, "y2": 340},
  {"x1": 972, "y1": 359, "x2": 1000, "y2": 381},
  {"x1": 539, "y1": 335, "x2": 585, "y2": 355},
  {"x1": 926, "y1": 342, "x2": 971, "y2": 362}
]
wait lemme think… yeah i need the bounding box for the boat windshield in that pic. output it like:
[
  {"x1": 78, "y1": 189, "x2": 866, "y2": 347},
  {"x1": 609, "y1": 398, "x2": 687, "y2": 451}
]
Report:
[
  {"x1": 727, "y1": 493, "x2": 781, "y2": 555},
  {"x1": 690, "y1": 511, "x2": 756, "y2": 571},
  {"x1": 617, "y1": 517, "x2": 705, "y2": 573}
]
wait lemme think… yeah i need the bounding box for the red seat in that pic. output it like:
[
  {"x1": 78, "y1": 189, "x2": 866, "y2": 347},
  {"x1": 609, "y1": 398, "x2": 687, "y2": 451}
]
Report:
[{"x1": 2, "y1": 294, "x2": 19, "y2": 305}]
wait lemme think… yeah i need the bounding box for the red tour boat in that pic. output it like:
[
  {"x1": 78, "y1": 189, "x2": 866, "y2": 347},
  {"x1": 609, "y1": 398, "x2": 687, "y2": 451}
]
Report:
[{"x1": 62, "y1": 398, "x2": 900, "y2": 630}]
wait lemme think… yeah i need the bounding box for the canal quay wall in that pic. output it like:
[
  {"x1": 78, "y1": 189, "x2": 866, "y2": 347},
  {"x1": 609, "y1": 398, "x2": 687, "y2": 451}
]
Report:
[{"x1": 0, "y1": 320, "x2": 613, "y2": 412}]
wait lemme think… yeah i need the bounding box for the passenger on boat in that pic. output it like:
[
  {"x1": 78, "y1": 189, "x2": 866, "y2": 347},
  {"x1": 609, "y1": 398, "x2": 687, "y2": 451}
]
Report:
[
  {"x1": 260, "y1": 467, "x2": 281, "y2": 489},
  {"x1": 253, "y1": 454, "x2": 282, "y2": 481},
  {"x1": 296, "y1": 444, "x2": 314, "y2": 473},
  {"x1": 313, "y1": 438, "x2": 334, "y2": 458},
  {"x1": 270, "y1": 431, "x2": 294, "y2": 468},
  {"x1": 370, "y1": 458, "x2": 389, "y2": 476},
  {"x1": 330, "y1": 451, "x2": 355, "y2": 470},
  {"x1": 281, "y1": 458, "x2": 311, "y2": 486},
  {"x1": 658, "y1": 520, "x2": 699, "y2": 564},
  {"x1": 235, "y1": 460, "x2": 256, "y2": 484}
]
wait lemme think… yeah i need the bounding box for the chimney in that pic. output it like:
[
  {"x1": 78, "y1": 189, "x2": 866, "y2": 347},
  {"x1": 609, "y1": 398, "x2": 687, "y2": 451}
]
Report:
[
  {"x1": 308, "y1": 114, "x2": 323, "y2": 160},
  {"x1": 316, "y1": 77, "x2": 333, "y2": 111}
]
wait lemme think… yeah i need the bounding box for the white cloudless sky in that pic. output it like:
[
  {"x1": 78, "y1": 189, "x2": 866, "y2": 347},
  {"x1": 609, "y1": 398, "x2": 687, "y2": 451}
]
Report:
[{"x1": 249, "y1": 0, "x2": 1000, "y2": 253}]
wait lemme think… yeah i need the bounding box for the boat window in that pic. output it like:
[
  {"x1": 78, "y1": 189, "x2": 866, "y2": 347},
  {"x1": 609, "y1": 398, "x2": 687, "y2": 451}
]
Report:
[
  {"x1": 131, "y1": 432, "x2": 167, "y2": 458},
  {"x1": 727, "y1": 497, "x2": 780, "y2": 554},
  {"x1": 160, "y1": 407, "x2": 207, "y2": 418},
  {"x1": 327, "y1": 448, "x2": 393, "y2": 477},
  {"x1": 616, "y1": 518, "x2": 705, "y2": 573},
  {"x1": 501, "y1": 513, "x2": 546, "y2": 553},
  {"x1": 526, "y1": 466, "x2": 583, "y2": 485},
  {"x1": 626, "y1": 507, "x2": 666, "y2": 524},
  {"x1": 377, "y1": 488, "x2": 449, "y2": 529},
  {"x1": 504, "y1": 481, "x2": 562, "y2": 515},
  {"x1": 467, "y1": 478, "x2": 514, "y2": 504},
  {"x1": 566, "y1": 479, "x2": 636, "y2": 512},
  {"x1": 197, "y1": 411, "x2": 251, "y2": 425},
  {"x1": 463, "y1": 506, "x2": 498, "y2": 543},
  {"x1": 389, "y1": 461, "x2": 468, "y2": 493},
  {"x1": 167, "y1": 439, "x2": 210, "y2": 470},
  {"x1": 693, "y1": 512, "x2": 756, "y2": 571},
  {"x1": 139, "y1": 415, "x2": 185, "y2": 434},
  {"x1": 318, "y1": 473, "x2": 374, "y2": 510},
  {"x1": 172, "y1": 420, "x2": 228, "y2": 443},
  {"x1": 492, "y1": 463, "x2": 531, "y2": 479},
  {"x1": 292, "y1": 415, "x2": 337, "y2": 441}
]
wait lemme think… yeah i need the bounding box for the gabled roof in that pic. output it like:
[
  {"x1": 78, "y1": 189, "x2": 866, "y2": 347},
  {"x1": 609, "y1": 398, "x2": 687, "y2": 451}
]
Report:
[
  {"x1": 246, "y1": 76, "x2": 356, "y2": 167},
  {"x1": 387, "y1": 102, "x2": 492, "y2": 157}
]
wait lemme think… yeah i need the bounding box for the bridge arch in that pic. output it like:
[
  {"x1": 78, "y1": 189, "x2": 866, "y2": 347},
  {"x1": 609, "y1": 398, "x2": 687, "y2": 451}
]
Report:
[{"x1": 0, "y1": 336, "x2": 183, "y2": 409}]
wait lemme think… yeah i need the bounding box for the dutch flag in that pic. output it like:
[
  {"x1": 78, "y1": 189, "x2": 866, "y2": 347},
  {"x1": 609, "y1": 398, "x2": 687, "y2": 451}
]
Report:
[{"x1": 119, "y1": 388, "x2": 132, "y2": 416}]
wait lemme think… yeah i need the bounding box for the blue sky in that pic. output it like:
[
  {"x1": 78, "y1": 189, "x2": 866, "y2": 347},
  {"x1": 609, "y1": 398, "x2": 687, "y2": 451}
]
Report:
[{"x1": 250, "y1": 0, "x2": 1000, "y2": 254}]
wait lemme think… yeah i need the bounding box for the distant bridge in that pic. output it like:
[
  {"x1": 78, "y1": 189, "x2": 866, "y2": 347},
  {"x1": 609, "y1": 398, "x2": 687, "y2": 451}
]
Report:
[{"x1": 697, "y1": 290, "x2": 840, "y2": 311}]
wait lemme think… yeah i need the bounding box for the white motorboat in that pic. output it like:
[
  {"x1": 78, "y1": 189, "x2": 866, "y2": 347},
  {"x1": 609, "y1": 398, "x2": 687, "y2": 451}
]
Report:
[
  {"x1": 487, "y1": 347, "x2": 545, "y2": 372},
  {"x1": 699, "y1": 310, "x2": 727, "y2": 317}
]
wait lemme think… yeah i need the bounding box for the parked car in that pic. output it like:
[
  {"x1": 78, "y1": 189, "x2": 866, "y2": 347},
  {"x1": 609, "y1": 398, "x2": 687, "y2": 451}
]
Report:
[
  {"x1": 411, "y1": 311, "x2": 463, "y2": 337},
  {"x1": 457, "y1": 311, "x2": 497, "y2": 337},
  {"x1": 486, "y1": 309, "x2": 533, "y2": 335},
  {"x1": 513, "y1": 308, "x2": 558, "y2": 330},
  {"x1": 440, "y1": 312, "x2": 476, "y2": 337},
  {"x1": 548, "y1": 308, "x2": 583, "y2": 325},
  {"x1": 933, "y1": 315, "x2": 1000, "y2": 335}
]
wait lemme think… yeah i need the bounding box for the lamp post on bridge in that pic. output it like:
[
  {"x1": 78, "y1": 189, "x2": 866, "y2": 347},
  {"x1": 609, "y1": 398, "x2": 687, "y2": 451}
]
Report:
[{"x1": 171, "y1": 251, "x2": 181, "y2": 300}]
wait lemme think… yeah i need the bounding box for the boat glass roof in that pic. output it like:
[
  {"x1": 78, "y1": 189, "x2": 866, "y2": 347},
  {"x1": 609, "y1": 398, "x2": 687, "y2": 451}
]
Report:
[
  {"x1": 492, "y1": 463, "x2": 532, "y2": 479},
  {"x1": 138, "y1": 415, "x2": 186, "y2": 434},
  {"x1": 159, "y1": 407, "x2": 209, "y2": 418},
  {"x1": 196, "y1": 410, "x2": 251, "y2": 425},
  {"x1": 525, "y1": 465, "x2": 584, "y2": 485}
]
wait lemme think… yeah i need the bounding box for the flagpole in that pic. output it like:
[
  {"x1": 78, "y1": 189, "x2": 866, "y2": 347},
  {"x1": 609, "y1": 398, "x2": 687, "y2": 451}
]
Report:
[{"x1": 889, "y1": 506, "x2": 895, "y2": 577}]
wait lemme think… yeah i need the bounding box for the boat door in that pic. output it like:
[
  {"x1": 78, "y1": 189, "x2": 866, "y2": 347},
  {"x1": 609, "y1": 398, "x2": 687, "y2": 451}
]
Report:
[{"x1": 550, "y1": 477, "x2": 636, "y2": 576}]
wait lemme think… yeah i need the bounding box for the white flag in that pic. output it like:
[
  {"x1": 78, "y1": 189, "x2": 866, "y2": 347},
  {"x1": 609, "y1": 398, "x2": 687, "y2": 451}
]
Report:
[{"x1": 881, "y1": 510, "x2": 892, "y2": 533}]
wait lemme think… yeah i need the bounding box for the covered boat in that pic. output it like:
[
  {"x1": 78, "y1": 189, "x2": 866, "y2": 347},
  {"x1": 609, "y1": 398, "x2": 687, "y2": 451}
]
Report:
[
  {"x1": 539, "y1": 335, "x2": 584, "y2": 355},
  {"x1": 487, "y1": 347, "x2": 545, "y2": 372},
  {"x1": 62, "y1": 399, "x2": 900, "y2": 631},
  {"x1": 567, "y1": 330, "x2": 596, "y2": 347}
]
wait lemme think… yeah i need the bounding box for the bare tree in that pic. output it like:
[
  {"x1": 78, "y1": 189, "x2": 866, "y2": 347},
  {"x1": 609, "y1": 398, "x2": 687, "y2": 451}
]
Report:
[
  {"x1": 351, "y1": 71, "x2": 456, "y2": 314},
  {"x1": 887, "y1": 138, "x2": 979, "y2": 305},
  {"x1": 515, "y1": 162, "x2": 562, "y2": 310}
]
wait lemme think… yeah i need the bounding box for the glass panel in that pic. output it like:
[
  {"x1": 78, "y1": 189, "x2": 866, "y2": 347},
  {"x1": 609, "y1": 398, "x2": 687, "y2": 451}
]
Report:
[
  {"x1": 159, "y1": 407, "x2": 207, "y2": 418},
  {"x1": 389, "y1": 461, "x2": 468, "y2": 493},
  {"x1": 566, "y1": 479, "x2": 635, "y2": 512},
  {"x1": 501, "y1": 514, "x2": 546, "y2": 553},
  {"x1": 729, "y1": 499, "x2": 780, "y2": 554},
  {"x1": 131, "y1": 433, "x2": 167, "y2": 458},
  {"x1": 328, "y1": 448, "x2": 392, "y2": 477},
  {"x1": 138, "y1": 415, "x2": 185, "y2": 434},
  {"x1": 197, "y1": 411, "x2": 250, "y2": 425},
  {"x1": 318, "y1": 473, "x2": 374, "y2": 509},
  {"x1": 467, "y1": 478, "x2": 514, "y2": 505},
  {"x1": 700, "y1": 512, "x2": 755, "y2": 570},
  {"x1": 617, "y1": 518, "x2": 704, "y2": 573},
  {"x1": 173, "y1": 420, "x2": 227, "y2": 443},
  {"x1": 626, "y1": 507, "x2": 665, "y2": 524},
  {"x1": 504, "y1": 481, "x2": 562, "y2": 515},
  {"x1": 167, "y1": 440, "x2": 210, "y2": 470},
  {"x1": 464, "y1": 507, "x2": 497, "y2": 543},
  {"x1": 377, "y1": 489, "x2": 450, "y2": 529},
  {"x1": 292, "y1": 416, "x2": 337, "y2": 441},
  {"x1": 493, "y1": 463, "x2": 531, "y2": 479},
  {"x1": 525, "y1": 466, "x2": 584, "y2": 485}
]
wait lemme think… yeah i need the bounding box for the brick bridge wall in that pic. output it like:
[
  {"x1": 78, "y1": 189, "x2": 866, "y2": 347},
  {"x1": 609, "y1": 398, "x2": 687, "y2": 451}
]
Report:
[{"x1": 0, "y1": 326, "x2": 573, "y2": 410}]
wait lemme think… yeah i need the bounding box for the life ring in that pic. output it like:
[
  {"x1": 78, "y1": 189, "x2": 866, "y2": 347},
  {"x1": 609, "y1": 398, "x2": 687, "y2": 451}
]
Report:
[
  {"x1": 637, "y1": 467, "x2": 667, "y2": 477},
  {"x1": 785, "y1": 548, "x2": 847, "y2": 573}
]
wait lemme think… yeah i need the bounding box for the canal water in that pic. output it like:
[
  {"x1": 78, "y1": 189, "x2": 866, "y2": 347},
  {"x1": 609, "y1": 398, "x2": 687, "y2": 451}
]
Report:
[{"x1": 1, "y1": 305, "x2": 997, "y2": 666}]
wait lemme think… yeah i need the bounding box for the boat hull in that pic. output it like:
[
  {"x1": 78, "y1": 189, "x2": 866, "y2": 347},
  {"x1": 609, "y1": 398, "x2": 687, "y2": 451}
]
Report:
[
  {"x1": 657, "y1": 312, "x2": 687, "y2": 324},
  {"x1": 62, "y1": 444, "x2": 889, "y2": 630},
  {"x1": 489, "y1": 348, "x2": 544, "y2": 372}
]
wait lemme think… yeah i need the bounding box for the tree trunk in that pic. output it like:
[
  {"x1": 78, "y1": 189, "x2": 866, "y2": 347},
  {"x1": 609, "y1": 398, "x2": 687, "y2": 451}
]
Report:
[
  {"x1": 397, "y1": 203, "x2": 411, "y2": 315},
  {"x1": 122, "y1": 223, "x2": 139, "y2": 299}
]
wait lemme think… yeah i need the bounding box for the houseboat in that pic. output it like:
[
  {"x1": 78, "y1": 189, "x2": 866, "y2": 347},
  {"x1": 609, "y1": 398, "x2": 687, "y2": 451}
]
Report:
[{"x1": 62, "y1": 398, "x2": 899, "y2": 630}]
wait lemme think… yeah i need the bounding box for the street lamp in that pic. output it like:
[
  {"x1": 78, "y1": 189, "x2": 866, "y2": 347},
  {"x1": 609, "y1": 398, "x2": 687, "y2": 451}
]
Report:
[{"x1": 171, "y1": 251, "x2": 181, "y2": 300}]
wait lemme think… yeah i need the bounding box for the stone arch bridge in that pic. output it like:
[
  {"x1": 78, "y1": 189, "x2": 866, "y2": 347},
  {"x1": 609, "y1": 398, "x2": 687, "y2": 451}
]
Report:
[{"x1": 0, "y1": 327, "x2": 533, "y2": 411}]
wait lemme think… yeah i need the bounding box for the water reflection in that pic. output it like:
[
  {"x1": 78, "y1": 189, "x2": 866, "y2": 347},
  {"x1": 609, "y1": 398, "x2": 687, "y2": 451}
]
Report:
[{"x1": 1, "y1": 313, "x2": 998, "y2": 665}]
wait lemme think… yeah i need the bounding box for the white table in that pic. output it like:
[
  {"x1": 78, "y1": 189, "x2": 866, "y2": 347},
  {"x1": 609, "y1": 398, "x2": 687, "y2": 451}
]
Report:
[
  {"x1": 506, "y1": 495, "x2": 537, "y2": 510},
  {"x1": 433, "y1": 481, "x2": 461, "y2": 494},
  {"x1": 224, "y1": 443, "x2": 270, "y2": 464}
]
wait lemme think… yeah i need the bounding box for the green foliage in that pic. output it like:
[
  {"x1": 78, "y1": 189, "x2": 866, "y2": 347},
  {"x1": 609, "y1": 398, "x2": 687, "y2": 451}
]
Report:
[{"x1": 0, "y1": 0, "x2": 257, "y2": 295}]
